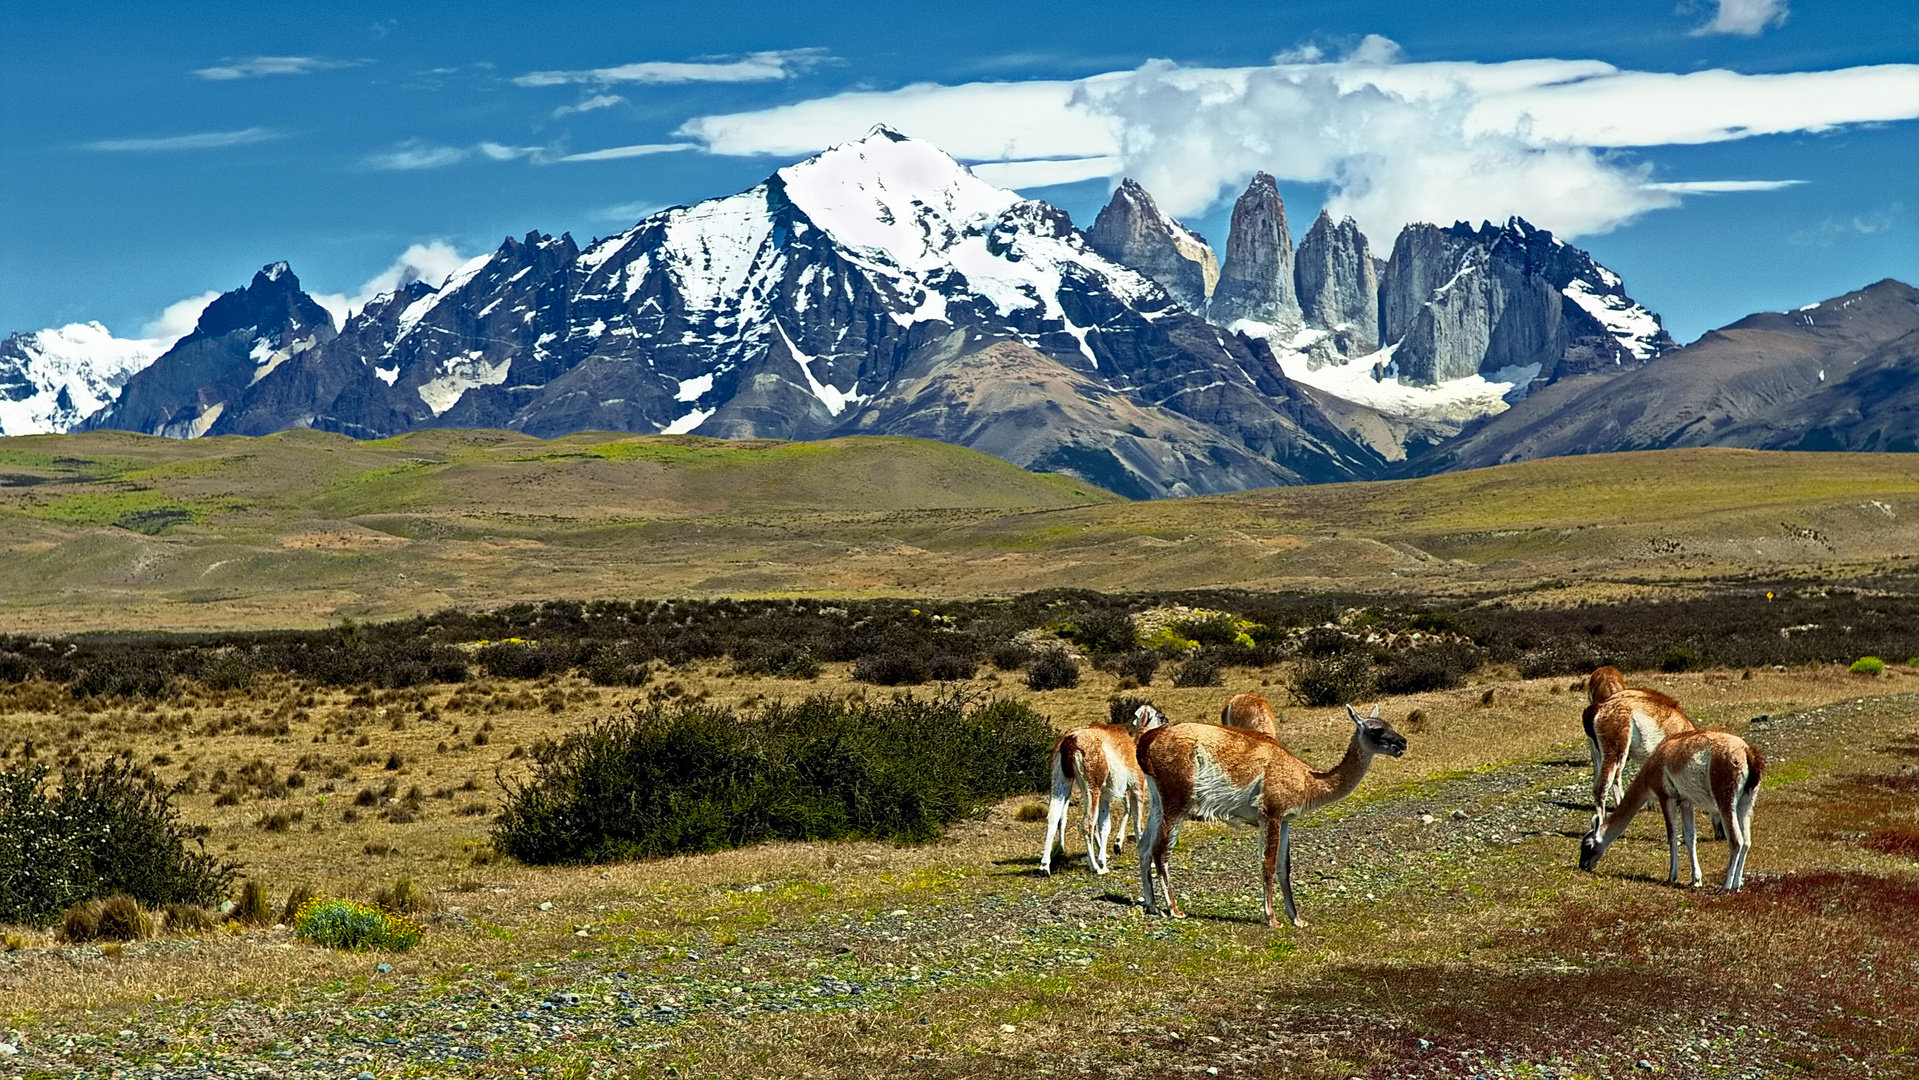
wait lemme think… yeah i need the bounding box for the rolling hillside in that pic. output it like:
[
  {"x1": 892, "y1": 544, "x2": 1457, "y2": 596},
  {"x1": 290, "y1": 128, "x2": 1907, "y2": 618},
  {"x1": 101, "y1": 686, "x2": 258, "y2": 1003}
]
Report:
[{"x1": 4, "y1": 430, "x2": 1919, "y2": 630}]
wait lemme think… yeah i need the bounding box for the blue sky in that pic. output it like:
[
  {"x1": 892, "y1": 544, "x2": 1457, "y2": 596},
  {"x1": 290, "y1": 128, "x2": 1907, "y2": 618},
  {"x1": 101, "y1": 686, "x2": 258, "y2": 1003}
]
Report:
[{"x1": 1, "y1": 0, "x2": 1914, "y2": 344}]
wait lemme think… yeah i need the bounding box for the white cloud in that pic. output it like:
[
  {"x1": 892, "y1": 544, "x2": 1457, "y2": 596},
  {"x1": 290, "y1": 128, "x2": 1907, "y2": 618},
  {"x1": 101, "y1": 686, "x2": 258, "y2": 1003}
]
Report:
[
  {"x1": 514, "y1": 49, "x2": 827, "y2": 88},
  {"x1": 310, "y1": 241, "x2": 470, "y2": 326},
  {"x1": 85, "y1": 128, "x2": 281, "y2": 152},
  {"x1": 680, "y1": 50, "x2": 1919, "y2": 241},
  {"x1": 363, "y1": 140, "x2": 541, "y2": 170},
  {"x1": 1691, "y1": 0, "x2": 1789, "y2": 37},
  {"x1": 555, "y1": 93, "x2": 626, "y2": 117},
  {"x1": 552, "y1": 142, "x2": 698, "y2": 163},
  {"x1": 969, "y1": 156, "x2": 1122, "y2": 188},
  {"x1": 1645, "y1": 179, "x2": 1803, "y2": 193},
  {"x1": 139, "y1": 292, "x2": 221, "y2": 342},
  {"x1": 193, "y1": 56, "x2": 358, "y2": 80}
]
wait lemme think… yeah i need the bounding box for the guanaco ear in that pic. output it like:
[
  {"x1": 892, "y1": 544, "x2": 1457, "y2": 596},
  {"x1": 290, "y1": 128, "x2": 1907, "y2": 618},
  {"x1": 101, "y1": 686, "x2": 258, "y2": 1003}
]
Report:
[
  {"x1": 1368, "y1": 705, "x2": 1381, "y2": 721},
  {"x1": 1344, "y1": 704, "x2": 1365, "y2": 728}
]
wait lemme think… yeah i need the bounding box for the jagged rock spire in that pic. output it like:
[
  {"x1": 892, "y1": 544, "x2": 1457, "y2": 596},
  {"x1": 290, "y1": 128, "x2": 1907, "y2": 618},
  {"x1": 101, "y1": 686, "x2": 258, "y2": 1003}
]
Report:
[
  {"x1": 1209, "y1": 173, "x2": 1301, "y2": 330},
  {"x1": 1294, "y1": 210, "x2": 1379, "y2": 354},
  {"x1": 1085, "y1": 179, "x2": 1218, "y2": 312}
]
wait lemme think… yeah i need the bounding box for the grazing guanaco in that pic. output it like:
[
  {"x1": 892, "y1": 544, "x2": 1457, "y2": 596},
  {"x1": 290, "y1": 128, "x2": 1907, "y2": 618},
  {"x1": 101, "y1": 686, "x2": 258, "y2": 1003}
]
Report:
[
  {"x1": 1220, "y1": 692, "x2": 1279, "y2": 737},
  {"x1": 1136, "y1": 704, "x2": 1407, "y2": 927},
  {"x1": 1040, "y1": 704, "x2": 1168, "y2": 875},
  {"x1": 1584, "y1": 666, "x2": 1714, "y2": 834},
  {"x1": 1580, "y1": 728, "x2": 1763, "y2": 890}
]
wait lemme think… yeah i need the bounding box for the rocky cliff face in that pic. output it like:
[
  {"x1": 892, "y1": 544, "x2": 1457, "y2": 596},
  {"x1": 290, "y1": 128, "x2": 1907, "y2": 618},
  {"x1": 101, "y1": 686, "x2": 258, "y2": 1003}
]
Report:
[
  {"x1": 86, "y1": 263, "x2": 337, "y2": 438},
  {"x1": 1209, "y1": 173, "x2": 1301, "y2": 330},
  {"x1": 69, "y1": 130, "x2": 1382, "y2": 498},
  {"x1": 1397, "y1": 279, "x2": 1919, "y2": 475},
  {"x1": 1381, "y1": 218, "x2": 1672, "y2": 386},
  {"x1": 1085, "y1": 179, "x2": 1218, "y2": 313},
  {"x1": 1293, "y1": 210, "x2": 1378, "y2": 356}
]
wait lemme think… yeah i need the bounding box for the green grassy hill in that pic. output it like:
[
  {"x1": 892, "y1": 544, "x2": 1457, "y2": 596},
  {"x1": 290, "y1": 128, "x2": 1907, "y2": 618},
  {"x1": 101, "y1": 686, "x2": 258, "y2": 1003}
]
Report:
[{"x1": 4, "y1": 430, "x2": 1918, "y2": 631}]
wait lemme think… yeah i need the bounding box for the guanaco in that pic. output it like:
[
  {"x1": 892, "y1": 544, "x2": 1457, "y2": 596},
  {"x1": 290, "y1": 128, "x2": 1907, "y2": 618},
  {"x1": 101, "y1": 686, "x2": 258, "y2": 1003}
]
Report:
[
  {"x1": 1040, "y1": 704, "x2": 1167, "y2": 875},
  {"x1": 1584, "y1": 666, "x2": 1713, "y2": 834},
  {"x1": 1220, "y1": 692, "x2": 1279, "y2": 737},
  {"x1": 1136, "y1": 704, "x2": 1407, "y2": 927},
  {"x1": 1580, "y1": 728, "x2": 1763, "y2": 890}
]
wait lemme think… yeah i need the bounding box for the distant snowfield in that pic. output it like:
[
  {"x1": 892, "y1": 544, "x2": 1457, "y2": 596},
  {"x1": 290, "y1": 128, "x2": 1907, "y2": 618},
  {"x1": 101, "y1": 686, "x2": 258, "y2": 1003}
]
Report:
[
  {"x1": 1234, "y1": 323, "x2": 1539, "y2": 424},
  {"x1": 0, "y1": 322, "x2": 173, "y2": 435}
]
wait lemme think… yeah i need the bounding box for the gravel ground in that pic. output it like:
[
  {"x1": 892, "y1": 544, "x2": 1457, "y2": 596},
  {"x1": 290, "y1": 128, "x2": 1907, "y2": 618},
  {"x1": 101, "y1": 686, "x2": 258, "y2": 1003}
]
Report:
[{"x1": 3, "y1": 695, "x2": 1911, "y2": 1080}]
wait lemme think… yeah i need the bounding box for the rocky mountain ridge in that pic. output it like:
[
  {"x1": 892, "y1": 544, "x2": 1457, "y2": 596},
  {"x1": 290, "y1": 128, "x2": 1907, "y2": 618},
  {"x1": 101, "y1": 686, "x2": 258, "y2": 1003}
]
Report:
[{"x1": 11, "y1": 127, "x2": 1904, "y2": 499}]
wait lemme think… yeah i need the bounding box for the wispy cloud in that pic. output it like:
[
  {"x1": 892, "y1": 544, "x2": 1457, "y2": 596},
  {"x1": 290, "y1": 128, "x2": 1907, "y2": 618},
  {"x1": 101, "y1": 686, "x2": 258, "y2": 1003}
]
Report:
[
  {"x1": 680, "y1": 45, "x2": 1919, "y2": 241},
  {"x1": 514, "y1": 48, "x2": 828, "y2": 88},
  {"x1": 552, "y1": 142, "x2": 697, "y2": 163},
  {"x1": 366, "y1": 137, "x2": 696, "y2": 169},
  {"x1": 1689, "y1": 0, "x2": 1789, "y2": 37},
  {"x1": 1792, "y1": 203, "x2": 1903, "y2": 246},
  {"x1": 1646, "y1": 180, "x2": 1804, "y2": 193},
  {"x1": 85, "y1": 127, "x2": 282, "y2": 152},
  {"x1": 554, "y1": 94, "x2": 626, "y2": 117},
  {"x1": 363, "y1": 140, "x2": 542, "y2": 170},
  {"x1": 193, "y1": 55, "x2": 360, "y2": 80}
]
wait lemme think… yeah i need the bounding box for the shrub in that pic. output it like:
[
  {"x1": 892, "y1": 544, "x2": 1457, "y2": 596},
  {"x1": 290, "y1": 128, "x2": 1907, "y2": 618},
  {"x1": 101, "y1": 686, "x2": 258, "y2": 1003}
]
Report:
[
  {"x1": 1171, "y1": 654, "x2": 1222, "y2": 688},
  {"x1": 1171, "y1": 614, "x2": 1255, "y2": 649},
  {"x1": 1375, "y1": 643, "x2": 1482, "y2": 695},
  {"x1": 989, "y1": 642, "x2": 1034, "y2": 671},
  {"x1": 373, "y1": 876, "x2": 433, "y2": 915},
  {"x1": 61, "y1": 895, "x2": 153, "y2": 943},
  {"x1": 1014, "y1": 803, "x2": 1047, "y2": 823},
  {"x1": 852, "y1": 647, "x2": 976, "y2": 686},
  {"x1": 1098, "y1": 650, "x2": 1159, "y2": 685},
  {"x1": 162, "y1": 902, "x2": 217, "y2": 934},
  {"x1": 1025, "y1": 647, "x2": 1080, "y2": 691},
  {"x1": 1289, "y1": 654, "x2": 1375, "y2": 707},
  {"x1": 292, "y1": 898, "x2": 423, "y2": 952},
  {"x1": 1298, "y1": 627, "x2": 1355, "y2": 657},
  {"x1": 279, "y1": 882, "x2": 316, "y2": 925},
  {"x1": 1850, "y1": 656, "x2": 1886, "y2": 675},
  {"x1": 584, "y1": 645, "x2": 652, "y2": 687},
  {"x1": 235, "y1": 879, "x2": 273, "y2": 926},
  {"x1": 0, "y1": 758, "x2": 238, "y2": 926},
  {"x1": 1141, "y1": 627, "x2": 1200, "y2": 657},
  {"x1": 476, "y1": 640, "x2": 582, "y2": 680},
  {"x1": 1064, "y1": 610, "x2": 1138, "y2": 654},
  {"x1": 1659, "y1": 646, "x2": 1707, "y2": 673},
  {"x1": 731, "y1": 646, "x2": 820, "y2": 680},
  {"x1": 493, "y1": 692, "x2": 1054, "y2": 864}
]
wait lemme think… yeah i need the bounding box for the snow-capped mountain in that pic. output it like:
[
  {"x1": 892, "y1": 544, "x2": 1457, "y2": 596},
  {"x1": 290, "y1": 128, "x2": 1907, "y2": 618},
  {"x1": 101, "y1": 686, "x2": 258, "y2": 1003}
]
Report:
[
  {"x1": 76, "y1": 128, "x2": 1384, "y2": 496},
  {"x1": 22, "y1": 127, "x2": 1699, "y2": 496},
  {"x1": 0, "y1": 323, "x2": 171, "y2": 436}
]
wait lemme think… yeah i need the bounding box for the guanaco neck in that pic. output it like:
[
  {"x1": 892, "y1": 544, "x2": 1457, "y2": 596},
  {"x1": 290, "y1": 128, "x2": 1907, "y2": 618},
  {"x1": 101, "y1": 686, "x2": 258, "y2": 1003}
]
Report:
[{"x1": 1302, "y1": 729, "x2": 1377, "y2": 812}]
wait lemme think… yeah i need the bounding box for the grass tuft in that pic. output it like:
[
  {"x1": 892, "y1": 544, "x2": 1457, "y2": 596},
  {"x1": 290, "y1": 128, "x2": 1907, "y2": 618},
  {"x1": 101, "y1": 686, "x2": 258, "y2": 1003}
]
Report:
[{"x1": 292, "y1": 897, "x2": 423, "y2": 951}]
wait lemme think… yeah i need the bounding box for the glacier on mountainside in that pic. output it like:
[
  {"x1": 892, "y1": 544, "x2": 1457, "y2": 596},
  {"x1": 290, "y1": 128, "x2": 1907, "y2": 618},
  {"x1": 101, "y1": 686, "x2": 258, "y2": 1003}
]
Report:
[{"x1": 0, "y1": 322, "x2": 174, "y2": 435}]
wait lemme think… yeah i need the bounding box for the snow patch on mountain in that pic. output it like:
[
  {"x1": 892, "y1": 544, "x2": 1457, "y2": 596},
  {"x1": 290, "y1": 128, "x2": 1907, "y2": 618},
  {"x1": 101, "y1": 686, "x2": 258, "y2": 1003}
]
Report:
[
  {"x1": 0, "y1": 322, "x2": 174, "y2": 435},
  {"x1": 1239, "y1": 322, "x2": 1538, "y2": 424},
  {"x1": 1562, "y1": 278, "x2": 1663, "y2": 360}
]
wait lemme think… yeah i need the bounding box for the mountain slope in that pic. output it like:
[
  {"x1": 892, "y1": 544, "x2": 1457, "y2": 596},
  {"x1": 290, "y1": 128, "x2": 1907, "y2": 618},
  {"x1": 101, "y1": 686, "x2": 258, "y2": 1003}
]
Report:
[
  {"x1": 77, "y1": 128, "x2": 1382, "y2": 497},
  {"x1": 1401, "y1": 279, "x2": 1919, "y2": 474},
  {"x1": 0, "y1": 323, "x2": 168, "y2": 435}
]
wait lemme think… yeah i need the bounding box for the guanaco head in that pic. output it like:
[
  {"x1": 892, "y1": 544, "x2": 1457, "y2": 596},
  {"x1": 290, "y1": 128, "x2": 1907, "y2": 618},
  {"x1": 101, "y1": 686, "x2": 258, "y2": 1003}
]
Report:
[
  {"x1": 1130, "y1": 703, "x2": 1169, "y2": 736},
  {"x1": 1578, "y1": 827, "x2": 1609, "y2": 872},
  {"x1": 1345, "y1": 704, "x2": 1408, "y2": 758}
]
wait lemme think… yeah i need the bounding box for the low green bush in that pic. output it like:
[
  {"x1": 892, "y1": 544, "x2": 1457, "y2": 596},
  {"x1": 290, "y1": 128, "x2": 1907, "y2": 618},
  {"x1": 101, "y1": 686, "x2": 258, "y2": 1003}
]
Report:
[
  {"x1": 292, "y1": 897, "x2": 423, "y2": 951},
  {"x1": 0, "y1": 757, "x2": 239, "y2": 926},
  {"x1": 1850, "y1": 656, "x2": 1886, "y2": 675},
  {"x1": 492, "y1": 692, "x2": 1054, "y2": 864},
  {"x1": 1289, "y1": 653, "x2": 1374, "y2": 707},
  {"x1": 1024, "y1": 647, "x2": 1080, "y2": 691},
  {"x1": 1171, "y1": 654, "x2": 1222, "y2": 688}
]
